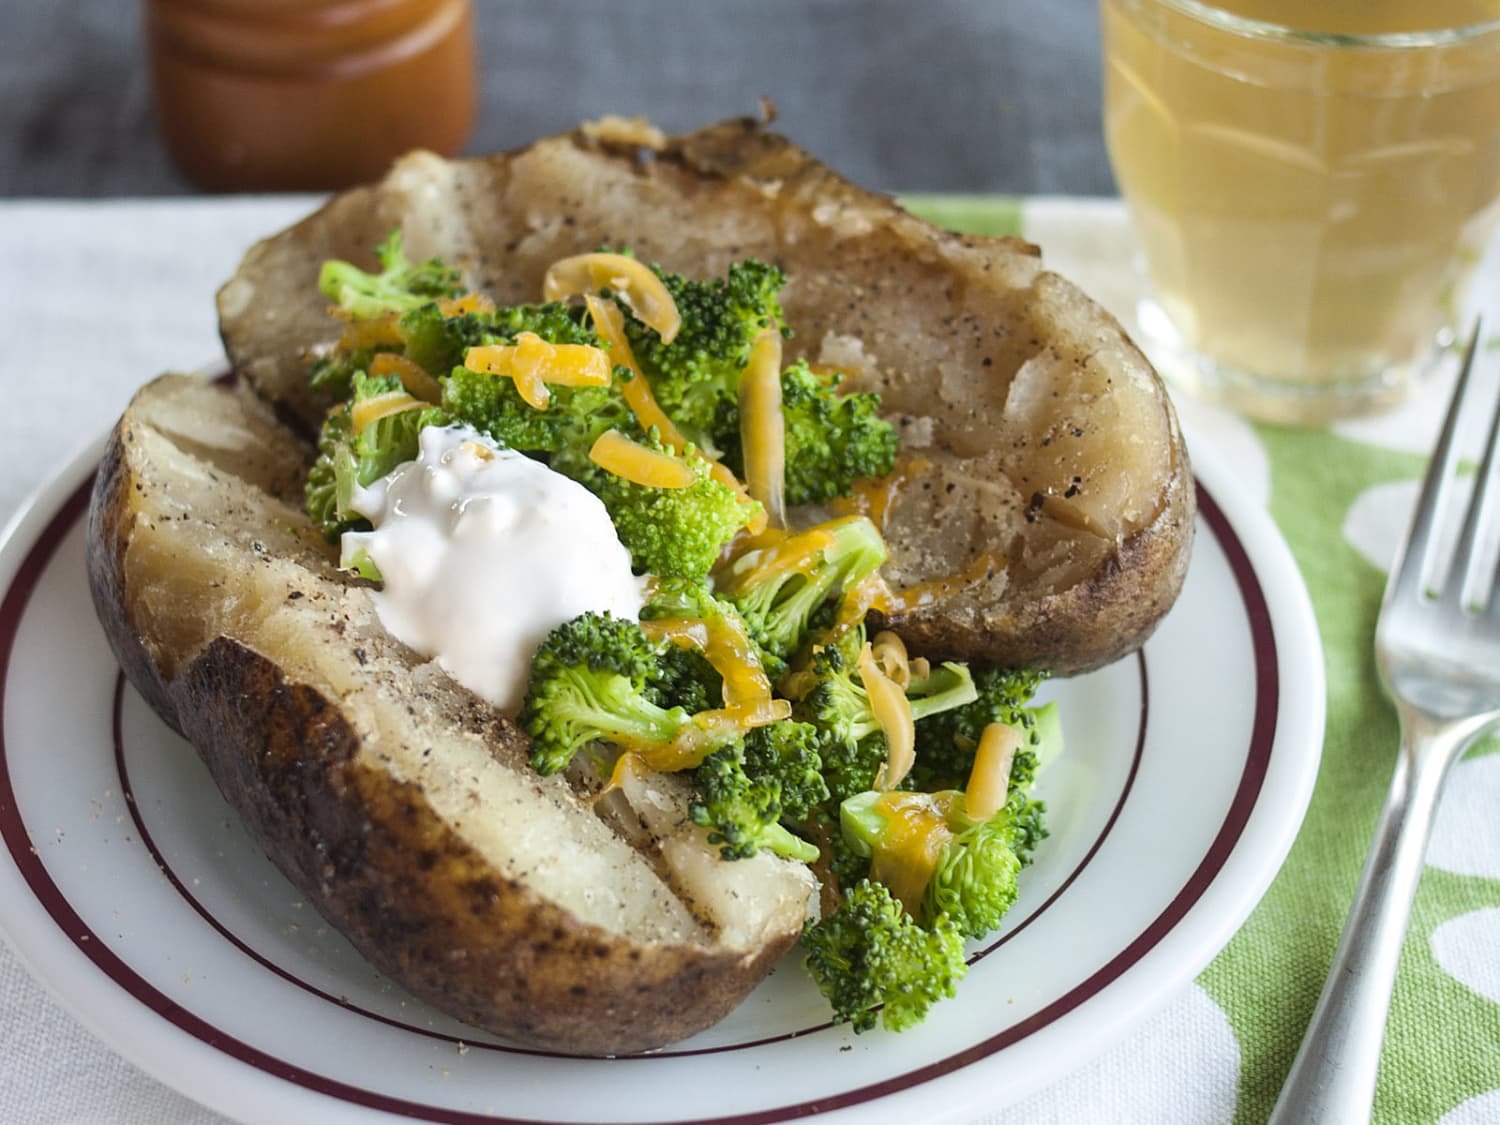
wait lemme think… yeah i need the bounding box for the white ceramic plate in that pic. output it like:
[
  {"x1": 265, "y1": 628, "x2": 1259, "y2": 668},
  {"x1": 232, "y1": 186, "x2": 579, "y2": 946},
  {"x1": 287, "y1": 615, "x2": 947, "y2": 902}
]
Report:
[{"x1": 0, "y1": 425, "x2": 1323, "y2": 1125}]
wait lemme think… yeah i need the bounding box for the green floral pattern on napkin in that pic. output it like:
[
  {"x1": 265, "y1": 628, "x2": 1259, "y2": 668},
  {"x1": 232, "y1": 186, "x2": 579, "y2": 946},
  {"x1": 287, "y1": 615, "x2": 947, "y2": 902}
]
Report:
[{"x1": 903, "y1": 195, "x2": 1500, "y2": 1124}]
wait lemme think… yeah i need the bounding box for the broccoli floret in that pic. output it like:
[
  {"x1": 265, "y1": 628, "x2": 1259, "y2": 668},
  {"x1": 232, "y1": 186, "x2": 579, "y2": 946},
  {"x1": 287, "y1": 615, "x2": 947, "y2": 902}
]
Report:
[
  {"x1": 743, "y1": 720, "x2": 828, "y2": 825},
  {"x1": 646, "y1": 645, "x2": 722, "y2": 715},
  {"x1": 443, "y1": 367, "x2": 630, "y2": 454},
  {"x1": 305, "y1": 404, "x2": 352, "y2": 537},
  {"x1": 396, "y1": 307, "x2": 490, "y2": 377},
  {"x1": 797, "y1": 639, "x2": 978, "y2": 806},
  {"x1": 308, "y1": 346, "x2": 394, "y2": 399},
  {"x1": 563, "y1": 429, "x2": 761, "y2": 579},
  {"x1": 920, "y1": 795, "x2": 1025, "y2": 940},
  {"x1": 429, "y1": 303, "x2": 623, "y2": 453},
  {"x1": 802, "y1": 878, "x2": 967, "y2": 1033},
  {"x1": 638, "y1": 577, "x2": 746, "y2": 711},
  {"x1": 801, "y1": 640, "x2": 978, "y2": 747},
  {"x1": 643, "y1": 574, "x2": 738, "y2": 623},
  {"x1": 717, "y1": 516, "x2": 888, "y2": 670},
  {"x1": 913, "y1": 666, "x2": 1056, "y2": 790},
  {"x1": 818, "y1": 731, "x2": 892, "y2": 810},
  {"x1": 318, "y1": 231, "x2": 464, "y2": 319},
  {"x1": 304, "y1": 373, "x2": 449, "y2": 539},
  {"x1": 827, "y1": 818, "x2": 874, "y2": 889},
  {"x1": 1004, "y1": 782, "x2": 1051, "y2": 868},
  {"x1": 519, "y1": 613, "x2": 693, "y2": 775},
  {"x1": 840, "y1": 786, "x2": 1045, "y2": 940},
  {"x1": 621, "y1": 259, "x2": 788, "y2": 445},
  {"x1": 402, "y1": 300, "x2": 601, "y2": 379},
  {"x1": 690, "y1": 744, "x2": 820, "y2": 863},
  {"x1": 718, "y1": 360, "x2": 898, "y2": 506},
  {"x1": 486, "y1": 301, "x2": 602, "y2": 347}
]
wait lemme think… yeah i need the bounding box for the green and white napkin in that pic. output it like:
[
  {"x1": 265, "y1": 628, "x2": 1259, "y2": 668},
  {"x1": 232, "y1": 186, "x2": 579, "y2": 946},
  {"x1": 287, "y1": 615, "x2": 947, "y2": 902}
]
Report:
[{"x1": 901, "y1": 194, "x2": 1500, "y2": 1125}]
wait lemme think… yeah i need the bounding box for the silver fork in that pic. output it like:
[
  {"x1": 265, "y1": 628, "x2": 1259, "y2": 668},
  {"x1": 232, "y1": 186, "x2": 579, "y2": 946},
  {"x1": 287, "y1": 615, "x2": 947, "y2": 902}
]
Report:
[{"x1": 1269, "y1": 323, "x2": 1500, "y2": 1124}]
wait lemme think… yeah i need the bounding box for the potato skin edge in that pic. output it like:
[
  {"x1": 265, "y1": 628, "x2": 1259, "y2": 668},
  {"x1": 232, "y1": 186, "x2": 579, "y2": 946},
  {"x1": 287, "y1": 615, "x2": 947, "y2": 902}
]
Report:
[
  {"x1": 85, "y1": 399, "x2": 797, "y2": 1056},
  {"x1": 86, "y1": 424, "x2": 180, "y2": 731},
  {"x1": 172, "y1": 636, "x2": 791, "y2": 1056}
]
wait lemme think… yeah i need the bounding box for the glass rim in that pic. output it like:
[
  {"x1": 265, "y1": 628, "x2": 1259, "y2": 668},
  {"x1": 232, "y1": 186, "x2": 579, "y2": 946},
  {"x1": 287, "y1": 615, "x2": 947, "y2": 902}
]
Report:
[{"x1": 1153, "y1": 0, "x2": 1500, "y2": 48}]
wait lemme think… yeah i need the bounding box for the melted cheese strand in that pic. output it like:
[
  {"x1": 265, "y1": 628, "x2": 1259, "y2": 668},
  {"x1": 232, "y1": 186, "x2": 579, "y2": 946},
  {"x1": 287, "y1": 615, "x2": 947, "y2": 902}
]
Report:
[
  {"x1": 641, "y1": 615, "x2": 773, "y2": 707},
  {"x1": 831, "y1": 454, "x2": 933, "y2": 533},
  {"x1": 717, "y1": 524, "x2": 837, "y2": 598},
  {"x1": 585, "y1": 294, "x2": 767, "y2": 534},
  {"x1": 584, "y1": 295, "x2": 690, "y2": 444},
  {"x1": 338, "y1": 314, "x2": 404, "y2": 350},
  {"x1": 351, "y1": 390, "x2": 424, "y2": 435},
  {"x1": 833, "y1": 571, "x2": 895, "y2": 635},
  {"x1": 861, "y1": 641, "x2": 915, "y2": 790},
  {"x1": 884, "y1": 550, "x2": 1007, "y2": 614},
  {"x1": 436, "y1": 292, "x2": 495, "y2": 316},
  {"x1": 870, "y1": 630, "x2": 911, "y2": 689},
  {"x1": 369, "y1": 352, "x2": 443, "y2": 404},
  {"x1": 589, "y1": 430, "x2": 696, "y2": 489},
  {"x1": 464, "y1": 333, "x2": 612, "y2": 411},
  {"x1": 967, "y1": 723, "x2": 1024, "y2": 820},
  {"x1": 545, "y1": 253, "x2": 682, "y2": 344},
  {"x1": 739, "y1": 329, "x2": 787, "y2": 529},
  {"x1": 869, "y1": 792, "x2": 955, "y2": 917},
  {"x1": 661, "y1": 700, "x2": 793, "y2": 767}
]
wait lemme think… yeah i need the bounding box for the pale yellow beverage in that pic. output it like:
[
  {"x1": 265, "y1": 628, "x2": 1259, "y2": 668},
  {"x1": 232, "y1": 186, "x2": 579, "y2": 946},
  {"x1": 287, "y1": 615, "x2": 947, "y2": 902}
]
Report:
[{"x1": 1103, "y1": 0, "x2": 1500, "y2": 422}]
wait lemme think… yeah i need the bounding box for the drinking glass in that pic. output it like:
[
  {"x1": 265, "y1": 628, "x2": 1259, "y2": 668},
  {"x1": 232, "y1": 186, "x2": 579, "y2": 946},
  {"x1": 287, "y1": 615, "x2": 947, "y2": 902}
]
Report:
[{"x1": 1102, "y1": 0, "x2": 1500, "y2": 424}]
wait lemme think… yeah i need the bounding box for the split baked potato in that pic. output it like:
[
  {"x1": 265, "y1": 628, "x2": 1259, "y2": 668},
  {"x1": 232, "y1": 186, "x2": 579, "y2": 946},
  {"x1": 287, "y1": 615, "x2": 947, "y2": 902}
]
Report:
[
  {"x1": 220, "y1": 115, "x2": 1193, "y2": 675},
  {"x1": 88, "y1": 116, "x2": 1194, "y2": 1055}
]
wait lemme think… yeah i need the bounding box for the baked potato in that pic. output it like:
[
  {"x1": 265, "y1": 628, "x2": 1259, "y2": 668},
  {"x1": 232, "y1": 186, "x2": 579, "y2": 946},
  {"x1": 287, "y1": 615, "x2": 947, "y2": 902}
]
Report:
[
  {"x1": 219, "y1": 115, "x2": 1193, "y2": 675},
  {"x1": 88, "y1": 374, "x2": 818, "y2": 1055},
  {"x1": 88, "y1": 116, "x2": 1194, "y2": 1055}
]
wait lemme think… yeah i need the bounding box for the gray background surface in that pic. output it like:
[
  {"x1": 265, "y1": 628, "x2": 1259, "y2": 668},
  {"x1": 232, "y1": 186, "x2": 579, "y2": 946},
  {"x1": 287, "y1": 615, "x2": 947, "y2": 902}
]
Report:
[{"x1": 1, "y1": 0, "x2": 1115, "y2": 198}]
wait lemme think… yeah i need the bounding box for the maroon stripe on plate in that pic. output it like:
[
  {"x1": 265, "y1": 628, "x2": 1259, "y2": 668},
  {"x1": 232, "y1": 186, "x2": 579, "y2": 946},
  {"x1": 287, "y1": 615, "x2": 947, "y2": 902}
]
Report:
[
  {"x1": 0, "y1": 472, "x2": 1277, "y2": 1125},
  {"x1": 109, "y1": 648, "x2": 1149, "y2": 1057}
]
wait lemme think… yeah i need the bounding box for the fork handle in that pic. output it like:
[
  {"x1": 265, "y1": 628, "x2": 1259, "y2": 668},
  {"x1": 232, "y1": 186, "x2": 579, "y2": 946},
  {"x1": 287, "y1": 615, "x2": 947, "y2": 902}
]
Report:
[{"x1": 1267, "y1": 718, "x2": 1464, "y2": 1125}]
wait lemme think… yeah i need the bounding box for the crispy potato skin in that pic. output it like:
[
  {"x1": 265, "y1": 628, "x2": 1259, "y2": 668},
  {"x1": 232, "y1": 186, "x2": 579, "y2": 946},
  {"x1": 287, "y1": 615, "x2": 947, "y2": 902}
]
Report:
[
  {"x1": 86, "y1": 426, "x2": 179, "y2": 730},
  {"x1": 876, "y1": 412, "x2": 1195, "y2": 673},
  {"x1": 85, "y1": 384, "x2": 800, "y2": 1056},
  {"x1": 174, "y1": 636, "x2": 785, "y2": 1056},
  {"x1": 218, "y1": 117, "x2": 1194, "y2": 675}
]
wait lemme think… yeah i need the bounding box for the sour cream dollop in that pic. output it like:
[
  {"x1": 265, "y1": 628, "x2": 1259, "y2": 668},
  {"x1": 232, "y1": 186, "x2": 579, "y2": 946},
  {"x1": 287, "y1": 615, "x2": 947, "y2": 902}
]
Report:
[{"x1": 341, "y1": 424, "x2": 644, "y2": 712}]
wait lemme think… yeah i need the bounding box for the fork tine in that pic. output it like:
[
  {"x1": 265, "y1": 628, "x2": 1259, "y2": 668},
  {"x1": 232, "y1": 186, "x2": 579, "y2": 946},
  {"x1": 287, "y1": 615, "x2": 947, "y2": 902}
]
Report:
[
  {"x1": 1386, "y1": 321, "x2": 1483, "y2": 607},
  {"x1": 1450, "y1": 325, "x2": 1500, "y2": 612}
]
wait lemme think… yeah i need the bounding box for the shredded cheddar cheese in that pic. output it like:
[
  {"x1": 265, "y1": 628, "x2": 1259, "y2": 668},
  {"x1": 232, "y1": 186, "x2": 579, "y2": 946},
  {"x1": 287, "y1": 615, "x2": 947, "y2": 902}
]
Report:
[
  {"x1": 870, "y1": 630, "x2": 911, "y2": 689},
  {"x1": 545, "y1": 253, "x2": 682, "y2": 344},
  {"x1": 436, "y1": 292, "x2": 496, "y2": 317},
  {"x1": 967, "y1": 723, "x2": 1024, "y2": 820},
  {"x1": 338, "y1": 314, "x2": 404, "y2": 350},
  {"x1": 464, "y1": 333, "x2": 612, "y2": 411},
  {"x1": 584, "y1": 294, "x2": 767, "y2": 533},
  {"x1": 584, "y1": 295, "x2": 691, "y2": 444},
  {"x1": 869, "y1": 792, "x2": 957, "y2": 916},
  {"x1": 641, "y1": 615, "x2": 773, "y2": 708},
  {"x1": 594, "y1": 749, "x2": 646, "y2": 803},
  {"x1": 369, "y1": 352, "x2": 443, "y2": 404},
  {"x1": 739, "y1": 329, "x2": 787, "y2": 528},
  {"x1": 832, "y1": 570, "x2": 895, "y2": 635},
  {"x1": 861, "y1": 642, "x2": 915, "y2": 790},
  {"x1": 654, "y1": 699, "x2": 793, "y2": 768},
  {"x1": 589, "y1": 430, "x2": 696, "y2": 489},
  {"x1": 351, "y1": 389, "x2": 424, "y2": 435},
  {"x1": 716, "y1": 521, "x2": 844, "y2": 598}
]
